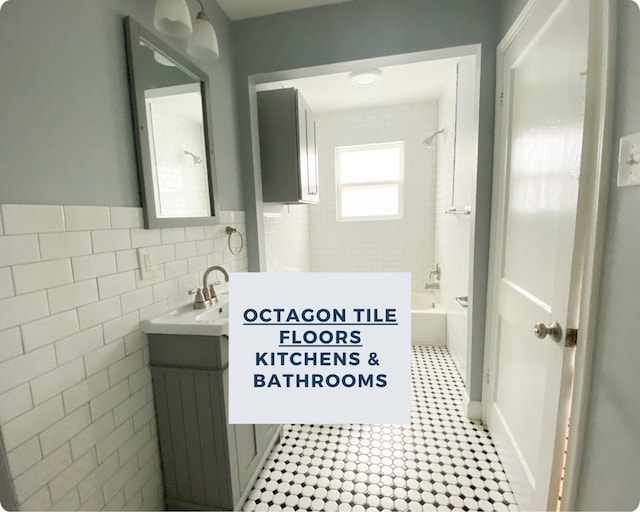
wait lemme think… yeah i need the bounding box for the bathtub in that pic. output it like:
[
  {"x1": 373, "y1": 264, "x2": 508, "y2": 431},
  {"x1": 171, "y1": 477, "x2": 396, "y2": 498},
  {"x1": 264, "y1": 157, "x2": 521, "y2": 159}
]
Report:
[{"x1": 411, "y1": 292, "x2": 446, "y2": 346}]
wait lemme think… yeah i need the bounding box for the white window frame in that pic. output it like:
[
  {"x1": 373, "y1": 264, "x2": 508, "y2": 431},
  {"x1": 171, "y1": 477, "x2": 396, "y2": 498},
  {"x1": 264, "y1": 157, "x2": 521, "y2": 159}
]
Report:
[{"x1": 335, "y1": 141, "x2": 405, "y2": 222}]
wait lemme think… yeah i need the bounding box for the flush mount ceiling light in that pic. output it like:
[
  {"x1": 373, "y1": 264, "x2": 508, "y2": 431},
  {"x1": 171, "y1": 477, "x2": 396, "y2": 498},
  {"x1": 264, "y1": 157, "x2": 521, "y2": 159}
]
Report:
[
  {"x1": 154, "y1": 0, "x2": 220, "y2": 60},
  {"x1": 350, "y1": 69, "x2": 382, "y2": 87}
]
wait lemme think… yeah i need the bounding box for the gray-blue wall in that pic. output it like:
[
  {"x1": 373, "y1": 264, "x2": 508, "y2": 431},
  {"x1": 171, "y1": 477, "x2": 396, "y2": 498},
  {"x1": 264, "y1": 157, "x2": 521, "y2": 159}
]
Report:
[
  {"x1": 500, "y1": 1, "x2": 640, "y2": 510},
  {"x1": 0, "y1": 0, "x2": 243, "y2": 210},
  {"x1": 233, "y1": 0, "x2": 504, "y2": 405}
]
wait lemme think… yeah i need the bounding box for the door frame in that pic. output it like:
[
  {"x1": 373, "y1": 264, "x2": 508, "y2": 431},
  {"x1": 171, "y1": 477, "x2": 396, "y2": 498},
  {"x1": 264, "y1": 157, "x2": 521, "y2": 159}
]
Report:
[{"x1": 482, "y1": 0, "x2": 616, "y2": 510}]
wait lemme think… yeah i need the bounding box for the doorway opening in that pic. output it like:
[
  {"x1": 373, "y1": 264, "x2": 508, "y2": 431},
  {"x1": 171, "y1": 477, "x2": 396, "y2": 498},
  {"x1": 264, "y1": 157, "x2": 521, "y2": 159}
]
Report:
[{"x1": 242, "y1": 46, "x2": 518, "y2": 511}]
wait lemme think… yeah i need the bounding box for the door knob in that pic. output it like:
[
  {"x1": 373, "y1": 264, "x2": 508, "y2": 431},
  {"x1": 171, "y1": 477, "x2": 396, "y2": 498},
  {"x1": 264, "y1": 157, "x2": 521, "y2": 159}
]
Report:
[{"x1": 533, "y1": 321, "x2": 562, "y2": 342}]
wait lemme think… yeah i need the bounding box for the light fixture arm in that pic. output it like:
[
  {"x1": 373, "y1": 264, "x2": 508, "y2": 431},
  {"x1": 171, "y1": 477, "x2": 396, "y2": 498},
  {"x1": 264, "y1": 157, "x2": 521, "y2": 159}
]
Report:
[
  {"x1": 195, "y1": 0, "x2": 206, "y2": 13},
  {"x1": 193, "y1": 0, "x2": 209, "y2": 20}
]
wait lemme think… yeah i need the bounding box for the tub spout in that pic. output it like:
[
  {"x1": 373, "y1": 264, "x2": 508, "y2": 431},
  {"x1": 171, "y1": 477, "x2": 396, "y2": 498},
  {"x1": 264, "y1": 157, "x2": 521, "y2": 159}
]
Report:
[{"x1": 425, "y1": 282, "x2": 440, "y2": 290}]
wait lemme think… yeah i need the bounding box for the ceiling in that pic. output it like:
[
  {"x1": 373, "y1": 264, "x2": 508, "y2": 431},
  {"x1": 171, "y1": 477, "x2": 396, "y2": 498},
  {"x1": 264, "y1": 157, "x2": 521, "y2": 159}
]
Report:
[
  {"x1": 216, "y1": 0, "x2": 353, "y2": 20},
  {"x1": 256, "y1": 58, "x2": 459, "y2": 113}
]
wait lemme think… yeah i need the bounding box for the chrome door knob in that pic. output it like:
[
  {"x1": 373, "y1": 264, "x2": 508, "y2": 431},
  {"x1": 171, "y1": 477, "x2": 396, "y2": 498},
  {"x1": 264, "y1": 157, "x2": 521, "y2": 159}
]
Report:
[{"x1": 533, "y1": 321, "x2": 562, "y2": 342}]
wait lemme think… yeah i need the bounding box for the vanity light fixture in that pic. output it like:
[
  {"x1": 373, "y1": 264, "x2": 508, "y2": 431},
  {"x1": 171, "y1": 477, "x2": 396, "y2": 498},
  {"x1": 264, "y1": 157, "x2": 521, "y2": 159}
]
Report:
[
  {"x1": 154, "y1": 0, "x2": 220, "y2": 60},
  {"x1": 632, "y1": 0, "x2": 640, "y2": 8},
  {"x1": 187, "y1": 0, "x2": 220, "y2": 60},
  {"x1": 349, "y1": 69, "x2": 382, "y2": 87},
  {"x1": 153, "y1": 0, "x2": 193, "y2": 39}
]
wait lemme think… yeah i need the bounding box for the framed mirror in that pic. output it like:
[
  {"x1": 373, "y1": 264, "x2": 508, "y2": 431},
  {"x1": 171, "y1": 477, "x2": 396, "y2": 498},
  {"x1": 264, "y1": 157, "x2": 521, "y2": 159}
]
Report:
[{"x1": 124, "y1": 17, "x2": 220, "y2": 228}]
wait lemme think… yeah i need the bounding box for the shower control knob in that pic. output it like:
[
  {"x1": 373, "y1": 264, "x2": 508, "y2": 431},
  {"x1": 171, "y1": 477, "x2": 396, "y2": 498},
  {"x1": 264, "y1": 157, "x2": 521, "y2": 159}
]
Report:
[{"x1": 533, "y1": 321, "x2": 562, "y2": 342}]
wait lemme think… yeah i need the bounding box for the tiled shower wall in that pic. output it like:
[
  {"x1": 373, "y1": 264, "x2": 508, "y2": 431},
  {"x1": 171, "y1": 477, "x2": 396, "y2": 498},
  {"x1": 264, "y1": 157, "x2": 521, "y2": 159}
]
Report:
[
  {"x1": 434, "y1": 70, "x2": 471, "y2": 383},
  {"x1": 263, "y1": 204, "x2": 311, "y2": 272},
  {"x1": 149, "y1": 103, "x2": 210, "y2": 218},
  {"x1": 0, "y1": 204, "x2": 247, "y2": 510},
  {"x1": 309, "y1": 103, "x2": 438, "y2": 292}
]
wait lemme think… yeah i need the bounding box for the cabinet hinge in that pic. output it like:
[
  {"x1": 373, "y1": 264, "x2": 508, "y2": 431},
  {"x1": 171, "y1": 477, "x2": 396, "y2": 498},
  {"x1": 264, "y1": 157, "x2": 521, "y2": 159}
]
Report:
[{"x1": 565, "y1": 328, "x2": 578, "y2": 348}]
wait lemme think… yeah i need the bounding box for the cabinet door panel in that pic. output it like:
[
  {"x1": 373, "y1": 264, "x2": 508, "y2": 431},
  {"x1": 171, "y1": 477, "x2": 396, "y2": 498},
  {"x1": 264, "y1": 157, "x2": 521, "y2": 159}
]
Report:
[
  {"x1": 152, "y1": 367, "x2": 234, "y2": 509},
  {"x1": 235, "y1": 424, "x2": 261, "y2": 491}
]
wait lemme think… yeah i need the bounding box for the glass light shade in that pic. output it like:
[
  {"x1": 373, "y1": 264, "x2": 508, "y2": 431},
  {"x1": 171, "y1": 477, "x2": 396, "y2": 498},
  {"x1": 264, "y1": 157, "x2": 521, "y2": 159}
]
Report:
[
  {"x1": 154, "y1": 0, "x2": 193, "y2": 39},
  {"x1": 349, "y1": 69, "x2": 381, "y2": 87},
  {"x1": 188, "y1": 13, "x2": 220, "y2": 60},
  {"x1": 633, "y1": 0, "x2": 640, "y2": 8}
]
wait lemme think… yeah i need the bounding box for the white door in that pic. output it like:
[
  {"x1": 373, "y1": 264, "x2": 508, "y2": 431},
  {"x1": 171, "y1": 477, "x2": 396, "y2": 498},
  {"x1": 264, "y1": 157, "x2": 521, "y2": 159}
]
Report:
[{"x1": 485, "y1": 0, "x2": 590, "y2": 510}]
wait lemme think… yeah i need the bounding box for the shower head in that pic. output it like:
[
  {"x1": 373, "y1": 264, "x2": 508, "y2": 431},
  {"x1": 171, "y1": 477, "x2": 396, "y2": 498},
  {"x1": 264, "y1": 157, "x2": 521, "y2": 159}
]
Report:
[
  {"x1": 184, "y1": 150, "x2": 203, "y2": 165},
  {"x1": 423, "y1": 129, "x2": 444, "y2": 148}
]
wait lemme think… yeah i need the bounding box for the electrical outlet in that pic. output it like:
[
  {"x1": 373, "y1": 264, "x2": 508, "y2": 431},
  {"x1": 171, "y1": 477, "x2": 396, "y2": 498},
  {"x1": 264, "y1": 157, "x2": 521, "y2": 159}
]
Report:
[
  {"x1": 618, "y1": 132, "x2": 640, "y2": 187},
  {"x1": 137, "y1": 247, "x2": 156, "y2": 281}
]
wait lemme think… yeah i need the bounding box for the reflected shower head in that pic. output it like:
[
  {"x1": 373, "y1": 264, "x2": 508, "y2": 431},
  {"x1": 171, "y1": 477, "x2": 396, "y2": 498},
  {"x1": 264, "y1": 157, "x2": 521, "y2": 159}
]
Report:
[
  {"x1": 423, "y1": 129, "x2": 444, "y2": 148},
  {"x1": 184, "y1": 150, "x2": 203, "y2": 165}
]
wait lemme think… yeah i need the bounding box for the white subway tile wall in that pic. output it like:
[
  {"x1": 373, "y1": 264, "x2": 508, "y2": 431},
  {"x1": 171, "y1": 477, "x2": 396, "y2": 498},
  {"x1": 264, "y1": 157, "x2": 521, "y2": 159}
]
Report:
[
  {"x1": 263, "y1": 205, "x2": 311, "y2": 272},
  {"x1": 434, "y1": 71, "x2": 471, "y2": 382},
  {"x1": 309, "y1": 103, "x2": 438, "y2": 291},
  {"x1": 0, "y1": 204, "x2": 247, "y2": 510}
]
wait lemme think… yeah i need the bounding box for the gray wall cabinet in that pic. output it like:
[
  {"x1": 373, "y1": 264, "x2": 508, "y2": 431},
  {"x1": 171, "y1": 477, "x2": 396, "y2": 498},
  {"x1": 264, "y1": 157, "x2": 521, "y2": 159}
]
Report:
[
  {"x1": 257, "y1": 88, "x2": 319, "y2": 203},
  {"x1": 148, "y1": 334, "x2": 281, "y2": 511}
]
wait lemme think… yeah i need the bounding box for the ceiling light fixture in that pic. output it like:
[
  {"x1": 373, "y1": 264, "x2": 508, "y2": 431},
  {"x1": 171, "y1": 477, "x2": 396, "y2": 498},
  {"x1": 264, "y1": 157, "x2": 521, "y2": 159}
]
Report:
[
  {"x1": 154, "y1": 0, "x2": 220, "y2": 60},
  {"x1": 350, "y1": 69, "x2": 382, "y2": 87}
]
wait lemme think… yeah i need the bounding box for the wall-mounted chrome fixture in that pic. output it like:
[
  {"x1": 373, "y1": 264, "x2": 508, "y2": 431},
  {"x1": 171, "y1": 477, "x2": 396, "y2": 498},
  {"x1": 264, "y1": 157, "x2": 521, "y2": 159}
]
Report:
[
  {"x1": 184, "y1": 150, "x2": 203, "y2": 165},
  {"x1": 455, "y1": 296, "x2": 469, "y2": 308},
  {"x1": 423, "y1": 129, "x2": 444, "y2": 148},
  {"x1": 429, "y1": 263, "x2": 441, "y2": 281},
  {"x1": 445, "y1": 207, "x2": 471, "y2": 216},
  {"x1": 226, "y1": 226, "x2": 244, "y2": 255},
  {"x1": 154, "y1": 0, "x2": 219, "y2": 60}
]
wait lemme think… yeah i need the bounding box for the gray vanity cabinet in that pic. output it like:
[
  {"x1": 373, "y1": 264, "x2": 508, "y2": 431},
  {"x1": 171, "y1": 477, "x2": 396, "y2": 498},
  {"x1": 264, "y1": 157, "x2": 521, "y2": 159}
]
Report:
[
  {"x1": 148, "y1": 334, "x2": 280, "y2": 511},
  {"x1": 257, "y1": 87, "x2": 319, "y2": 203}
]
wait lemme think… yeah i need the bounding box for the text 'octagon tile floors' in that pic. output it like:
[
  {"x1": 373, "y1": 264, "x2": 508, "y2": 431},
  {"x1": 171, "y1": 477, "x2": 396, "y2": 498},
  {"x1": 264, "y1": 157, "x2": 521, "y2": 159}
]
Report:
[{"x1": 243, "y1": 346, "x2": 518, "y2": 512}]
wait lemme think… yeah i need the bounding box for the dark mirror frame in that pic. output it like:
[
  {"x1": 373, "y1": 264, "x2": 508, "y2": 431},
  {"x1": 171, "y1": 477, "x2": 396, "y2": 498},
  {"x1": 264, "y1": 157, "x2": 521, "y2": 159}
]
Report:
[{"x1": 124, "y1": 16, "x2": 220, "y2": 229}]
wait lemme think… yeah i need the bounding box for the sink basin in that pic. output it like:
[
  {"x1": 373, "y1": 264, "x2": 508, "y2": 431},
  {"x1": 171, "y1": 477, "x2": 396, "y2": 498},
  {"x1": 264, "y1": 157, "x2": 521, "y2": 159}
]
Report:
[{"x1": 141, "y1": 299, "x2": 229, "y2": 337}]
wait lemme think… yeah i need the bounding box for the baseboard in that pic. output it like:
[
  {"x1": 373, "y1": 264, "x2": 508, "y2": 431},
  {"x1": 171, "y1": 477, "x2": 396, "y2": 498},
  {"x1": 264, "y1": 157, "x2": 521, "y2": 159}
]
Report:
[{"x1": 462, "y1": 391, "x2": 483, "y2": 421}]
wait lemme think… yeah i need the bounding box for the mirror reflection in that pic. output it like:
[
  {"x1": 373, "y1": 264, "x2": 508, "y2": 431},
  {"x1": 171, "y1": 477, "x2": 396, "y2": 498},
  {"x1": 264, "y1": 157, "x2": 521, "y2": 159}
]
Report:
[{"x1": 138, "y1": 38, "x2": 211, "y2": 218}]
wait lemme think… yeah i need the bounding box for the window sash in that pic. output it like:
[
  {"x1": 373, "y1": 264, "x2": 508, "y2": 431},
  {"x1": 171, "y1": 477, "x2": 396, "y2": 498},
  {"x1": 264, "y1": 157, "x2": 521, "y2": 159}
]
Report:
[{"x1": 335, "y1": 142, "x2": 405, "y2": 221}]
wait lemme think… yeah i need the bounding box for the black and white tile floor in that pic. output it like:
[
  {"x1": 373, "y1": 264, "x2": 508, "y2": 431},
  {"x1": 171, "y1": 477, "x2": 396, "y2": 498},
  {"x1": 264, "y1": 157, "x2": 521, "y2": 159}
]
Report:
[{"x1": 243, "y1": 346, "x2": 518, "y2": 512}]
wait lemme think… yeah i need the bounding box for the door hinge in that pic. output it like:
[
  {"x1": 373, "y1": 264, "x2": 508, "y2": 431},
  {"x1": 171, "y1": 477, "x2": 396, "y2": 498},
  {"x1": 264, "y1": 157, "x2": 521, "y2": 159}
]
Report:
[
  {"x1": 499, "y1": 91, "x2": 504, "y2": 106},
  {"x1": 485, "y1": 370, "x2": 490, "y2": 384},
  {"x1": 565, "y1": 328, "x2": 578, "y2": 348}
]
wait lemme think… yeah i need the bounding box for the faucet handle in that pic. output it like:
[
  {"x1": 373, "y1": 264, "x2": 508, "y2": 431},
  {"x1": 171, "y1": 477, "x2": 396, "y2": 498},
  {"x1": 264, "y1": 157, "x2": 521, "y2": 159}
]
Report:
[{"x1": 188, "y1": 288, "x2": 208, "y2": 310}]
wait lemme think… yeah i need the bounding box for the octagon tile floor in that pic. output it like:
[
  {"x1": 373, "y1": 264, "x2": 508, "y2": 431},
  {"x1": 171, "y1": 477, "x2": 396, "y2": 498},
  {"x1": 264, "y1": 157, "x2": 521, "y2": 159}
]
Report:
[{"x1": 242, "y1": 346, "x2": 518, "y2": 512}]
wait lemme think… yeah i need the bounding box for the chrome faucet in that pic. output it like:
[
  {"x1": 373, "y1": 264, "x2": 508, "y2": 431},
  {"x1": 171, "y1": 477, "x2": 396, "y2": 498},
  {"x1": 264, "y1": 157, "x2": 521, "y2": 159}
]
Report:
[
  {"x1": 202, "y1": 265, "x2": 229, "y2": 303},
  {"x1": 429, "y1": 263, "x2": 441, "y2": 281}
]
